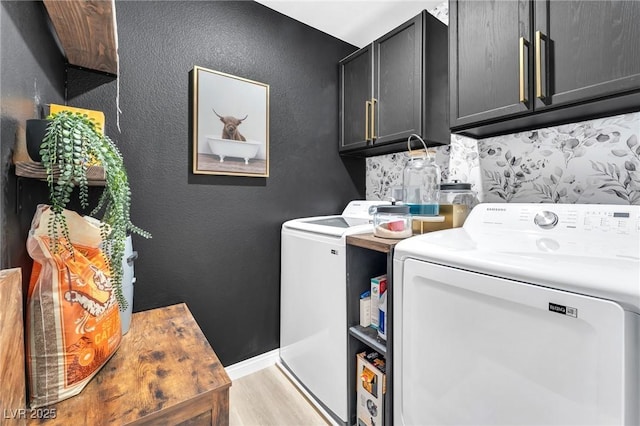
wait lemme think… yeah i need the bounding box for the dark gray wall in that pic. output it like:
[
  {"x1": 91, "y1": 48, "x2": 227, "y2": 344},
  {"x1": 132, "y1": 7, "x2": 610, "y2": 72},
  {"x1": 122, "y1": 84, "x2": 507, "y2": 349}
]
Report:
[
  {"x1": 0, "y1": 1, "x2": 65, "y2": 279},
  {"x1": 2, "y1": 0, "x2": 364, "y2": 366}
]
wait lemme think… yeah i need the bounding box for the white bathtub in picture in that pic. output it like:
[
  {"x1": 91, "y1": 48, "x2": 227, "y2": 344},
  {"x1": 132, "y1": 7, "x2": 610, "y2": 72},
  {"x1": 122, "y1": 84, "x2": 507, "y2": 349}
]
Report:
[{"x1": 207, "y1": 137, "x2": 261, "y2": 164}]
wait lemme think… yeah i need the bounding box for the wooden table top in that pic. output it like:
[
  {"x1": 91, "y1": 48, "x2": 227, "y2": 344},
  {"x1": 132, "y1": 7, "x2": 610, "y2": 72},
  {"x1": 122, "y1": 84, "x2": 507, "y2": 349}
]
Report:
[{"x1": 28, "y1": 303, "x2": 231, "y2": 425}]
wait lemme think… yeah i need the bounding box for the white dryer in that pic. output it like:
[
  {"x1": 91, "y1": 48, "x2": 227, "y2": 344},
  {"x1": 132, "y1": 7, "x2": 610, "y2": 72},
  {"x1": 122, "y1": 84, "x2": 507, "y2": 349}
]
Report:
[
  {"x1": 280, "y1": 200, "x2": 387, "y2": 424},
  {"x1": 393, "y1": 203, "x2": 640, "y2": 425}
]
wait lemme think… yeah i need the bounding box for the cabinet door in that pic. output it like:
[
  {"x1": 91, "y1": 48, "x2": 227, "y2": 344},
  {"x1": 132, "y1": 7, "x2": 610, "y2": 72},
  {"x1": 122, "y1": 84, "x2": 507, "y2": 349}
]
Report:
[
  {"x1": 373, "y1": 13, "x2": 422, "y2": 146},
  {"x1": 340, "y1": 45, "x2": 372, "y2": 152},
  {"x1": 534, "y1": 0, "x2": 640, "y2": 110},
  {"x1": 450, "y1": 0, "x2": 533, "y2": 129}
]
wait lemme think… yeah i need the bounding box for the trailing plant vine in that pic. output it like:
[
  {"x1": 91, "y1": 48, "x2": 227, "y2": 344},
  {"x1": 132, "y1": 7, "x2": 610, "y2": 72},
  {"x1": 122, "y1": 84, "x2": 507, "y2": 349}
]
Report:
[{"x1": 39, "y1": 111, "x2": 151, "y2": 310}]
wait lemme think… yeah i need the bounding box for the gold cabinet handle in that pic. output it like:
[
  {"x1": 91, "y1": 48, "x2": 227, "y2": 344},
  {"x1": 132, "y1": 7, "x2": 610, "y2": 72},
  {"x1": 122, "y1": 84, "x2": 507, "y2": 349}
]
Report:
[
  {"x1": 365, "y1": 100, "x2": 371, "y2": 141},
  {"x1": 519, "y1": 37, "x2": 529, "y2": 104},
  {"x1": 535, "y1": 30, "x2": 545, "y2": 99},
  {"x1": 371, "y1": 98, "x2": 377, "y2": 140}
]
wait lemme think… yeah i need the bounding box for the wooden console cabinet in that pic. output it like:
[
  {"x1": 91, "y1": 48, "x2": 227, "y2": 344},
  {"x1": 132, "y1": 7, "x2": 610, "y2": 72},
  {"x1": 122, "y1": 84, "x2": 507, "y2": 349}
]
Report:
[{"x1": 27, "y1": 303, "x2": 231, "y2": 425}]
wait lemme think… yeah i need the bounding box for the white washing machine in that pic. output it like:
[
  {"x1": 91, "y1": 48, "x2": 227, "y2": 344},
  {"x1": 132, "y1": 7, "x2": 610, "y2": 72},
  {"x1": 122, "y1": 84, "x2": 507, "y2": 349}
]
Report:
[
  {"x1": 280, "y1": 200, "x2": 388, "y2": 424},
  {"x1": 393, "y1": 203, "x2": 640, "y2": 425}
]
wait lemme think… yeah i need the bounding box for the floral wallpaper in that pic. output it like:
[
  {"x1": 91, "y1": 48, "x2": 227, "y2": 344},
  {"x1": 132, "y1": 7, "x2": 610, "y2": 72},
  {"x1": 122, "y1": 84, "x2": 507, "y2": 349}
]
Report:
[
  {"x1": 428, "y1": 1, "x2": 449, "y2": 24},
  {"x1": 366, "y1": 112, "x2": 640, "y2": 205},
  {"x1": 367, "y1": 146, "x2": 451, "y2": 201},
  {"x1": 478, "y1": 113, "x2": 640, "y2": 204},
  {"x1": 366, "y1": 3, "x2": 640, "y2": 206}
]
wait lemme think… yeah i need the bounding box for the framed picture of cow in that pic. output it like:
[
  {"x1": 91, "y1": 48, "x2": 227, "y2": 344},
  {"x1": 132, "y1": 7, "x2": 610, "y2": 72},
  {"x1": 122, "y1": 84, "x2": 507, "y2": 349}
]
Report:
[{"x1": 191, "y1": 66, "x2": 270, "y2": 177}]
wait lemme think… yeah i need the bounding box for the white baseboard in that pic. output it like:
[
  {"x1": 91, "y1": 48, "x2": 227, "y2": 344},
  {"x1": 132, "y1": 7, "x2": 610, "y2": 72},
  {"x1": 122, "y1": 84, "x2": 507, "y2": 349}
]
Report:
[{"x1": 224, "y1": 348, "x2": 279, "y2": 381}]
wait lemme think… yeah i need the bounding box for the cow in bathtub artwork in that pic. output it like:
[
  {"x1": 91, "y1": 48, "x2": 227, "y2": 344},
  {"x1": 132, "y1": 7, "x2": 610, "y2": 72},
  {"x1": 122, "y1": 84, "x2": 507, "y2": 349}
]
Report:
[
  {"x1": 207, "y1": 108, "x2": 262, "y2": 167},
  {"x1": 192, "y1": 65, "x2": 269, "y2": 177},
  {"x1": 212, "y1": 109, "x2": 248, "y2": 141}
]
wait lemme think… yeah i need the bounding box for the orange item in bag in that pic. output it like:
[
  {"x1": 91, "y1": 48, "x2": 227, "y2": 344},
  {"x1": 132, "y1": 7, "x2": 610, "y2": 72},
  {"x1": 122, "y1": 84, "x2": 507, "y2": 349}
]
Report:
[{"x1": 26, "y1": 205, "x2": 121, "y2": 408}]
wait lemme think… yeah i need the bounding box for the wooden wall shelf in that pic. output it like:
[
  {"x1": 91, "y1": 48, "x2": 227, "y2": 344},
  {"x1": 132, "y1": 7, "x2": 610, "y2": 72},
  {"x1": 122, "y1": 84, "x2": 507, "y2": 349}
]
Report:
[
  {"x1": 15, "y1": 161, "x2": 106, "y2": 186},
  {"x1": 43, "y1": 0, "x2": 118, "y2": 75}
]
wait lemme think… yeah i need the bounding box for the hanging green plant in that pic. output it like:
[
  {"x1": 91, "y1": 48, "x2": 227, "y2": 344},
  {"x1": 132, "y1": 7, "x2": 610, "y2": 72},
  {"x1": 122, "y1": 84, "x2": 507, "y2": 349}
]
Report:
[{"x1": 39, "y1": 110, "x2": 151, "y2": 310}]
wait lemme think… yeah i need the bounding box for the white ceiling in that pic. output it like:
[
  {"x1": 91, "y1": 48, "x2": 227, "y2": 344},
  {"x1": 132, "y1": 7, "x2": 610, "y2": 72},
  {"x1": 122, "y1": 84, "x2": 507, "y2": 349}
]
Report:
[{"x1": 255, "y1": 0, "x2": 444, "y2": 48}]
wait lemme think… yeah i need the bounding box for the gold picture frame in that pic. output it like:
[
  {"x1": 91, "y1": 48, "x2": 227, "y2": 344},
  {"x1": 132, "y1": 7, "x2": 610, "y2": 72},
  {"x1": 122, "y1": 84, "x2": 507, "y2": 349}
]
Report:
[{"x1": 192, "y1": 66, "x2": 269, "y2": 177}]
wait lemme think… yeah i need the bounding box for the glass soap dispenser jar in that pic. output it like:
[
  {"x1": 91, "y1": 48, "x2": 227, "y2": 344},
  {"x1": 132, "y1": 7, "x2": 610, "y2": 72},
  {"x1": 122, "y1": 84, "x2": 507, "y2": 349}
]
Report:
[
  {"x1": 403, "y1": 134, "x2": 441, "y2": 216},
  {"x1": 439, "y1": 181, "x2": 478, "y2": 227},
  {"x1": 372, "y1": 203, "x2": 412, "y2": 239}
]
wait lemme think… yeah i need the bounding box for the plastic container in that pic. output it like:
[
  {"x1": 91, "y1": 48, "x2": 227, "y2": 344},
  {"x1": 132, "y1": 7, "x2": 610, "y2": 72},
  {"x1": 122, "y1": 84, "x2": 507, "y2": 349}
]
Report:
[
  {"x1": 439, "y1": 181, "x2": 478, "y2": 228},
  {"x1": 120, "y1": 235, "x2": 138, "y2": 335},
  {"x1": 26, "y1": 119, "x2": 49, "y2": 162},
  {"x1": 372, "y1": 204, "x2": 412, "y2": 239},
  {"x1": 403, "y1": 135, "x2": 441, "y2": 216}
]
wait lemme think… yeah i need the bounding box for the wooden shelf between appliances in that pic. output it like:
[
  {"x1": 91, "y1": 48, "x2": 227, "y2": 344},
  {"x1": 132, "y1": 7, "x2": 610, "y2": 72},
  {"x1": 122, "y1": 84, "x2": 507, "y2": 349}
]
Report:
[{"x1": 346, "y1": 233, "x2": 404, "y2": 254}]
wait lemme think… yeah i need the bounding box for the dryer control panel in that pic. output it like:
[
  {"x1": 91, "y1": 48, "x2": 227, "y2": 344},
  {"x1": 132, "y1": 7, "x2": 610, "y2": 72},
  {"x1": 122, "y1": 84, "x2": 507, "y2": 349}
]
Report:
[{"x1": 468, "y1": 203, "x2": 640, "y2": 236}]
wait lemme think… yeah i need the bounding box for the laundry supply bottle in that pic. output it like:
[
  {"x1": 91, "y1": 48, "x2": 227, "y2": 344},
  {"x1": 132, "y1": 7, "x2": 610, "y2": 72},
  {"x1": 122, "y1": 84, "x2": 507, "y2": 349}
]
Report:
[
  {"x1": 403, "y1": 134, "x2": 441, "y2": 216},
  {"x1": 378, "y1": 291, "x2": 387, "y2": 341}
]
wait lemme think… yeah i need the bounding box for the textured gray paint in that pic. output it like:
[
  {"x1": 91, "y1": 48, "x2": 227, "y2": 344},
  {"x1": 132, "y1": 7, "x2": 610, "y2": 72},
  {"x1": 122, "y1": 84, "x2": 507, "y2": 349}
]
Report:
[
  {"x1": 0, "y1": 1, "x2": 64, "y2": 276},
  {"x1": 67, "y1": 1, "x2": 364, "y2": 365}
]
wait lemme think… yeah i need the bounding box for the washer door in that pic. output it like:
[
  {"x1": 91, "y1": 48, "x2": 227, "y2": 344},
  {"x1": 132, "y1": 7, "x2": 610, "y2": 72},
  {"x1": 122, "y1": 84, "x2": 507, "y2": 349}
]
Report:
[
  {"x1": 280, "y1": 227, "x2": 348, "y2": 422},
  {"x1": 395, "y1": 259, "x2": 627, "y2": 426}
]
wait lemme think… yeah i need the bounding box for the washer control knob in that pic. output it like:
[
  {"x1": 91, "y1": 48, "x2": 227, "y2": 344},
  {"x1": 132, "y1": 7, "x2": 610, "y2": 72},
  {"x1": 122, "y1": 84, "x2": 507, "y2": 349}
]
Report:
[{"x1": 534, "y1": 211, "x2": 558, "y2": 229}]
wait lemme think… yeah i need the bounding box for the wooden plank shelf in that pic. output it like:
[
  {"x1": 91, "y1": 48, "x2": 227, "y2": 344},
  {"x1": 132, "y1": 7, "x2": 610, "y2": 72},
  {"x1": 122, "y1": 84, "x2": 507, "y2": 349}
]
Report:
[
  {"x1": 15, "y1": 161, "x2": 106, "y2": 186},
  {"x1": 346, "y1": 233, "x2": 403, "y2": 254},
  {"x1": 43, "y1": 0, "x2": 118, "y2": 75},
  {"x1": 349, "y1": 325, "x2": 387, "y2": 356}
]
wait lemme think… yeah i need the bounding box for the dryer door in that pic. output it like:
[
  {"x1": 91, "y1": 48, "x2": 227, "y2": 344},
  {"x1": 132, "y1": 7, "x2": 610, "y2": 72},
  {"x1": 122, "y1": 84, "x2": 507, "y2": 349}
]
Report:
[{"x1": 395, "y1": 259, "x2": 627, "y2": 426}]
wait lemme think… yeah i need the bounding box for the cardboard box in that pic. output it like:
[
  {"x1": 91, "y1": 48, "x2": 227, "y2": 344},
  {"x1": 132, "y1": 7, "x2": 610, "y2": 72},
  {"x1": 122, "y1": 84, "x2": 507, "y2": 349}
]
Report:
[
  {"x1": 370, "y1": 275, "x2": 387, "y2": 329},
  {"x1": 357, "y1": 351, "x2": 386, "y2": 426}
]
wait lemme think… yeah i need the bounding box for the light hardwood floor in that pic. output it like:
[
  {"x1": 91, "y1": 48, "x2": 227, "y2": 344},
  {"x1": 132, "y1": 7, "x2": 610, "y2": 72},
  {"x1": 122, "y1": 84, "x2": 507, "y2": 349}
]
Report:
[{"x1": 229, "y1": 365, "x2": 331, "y2": 426}]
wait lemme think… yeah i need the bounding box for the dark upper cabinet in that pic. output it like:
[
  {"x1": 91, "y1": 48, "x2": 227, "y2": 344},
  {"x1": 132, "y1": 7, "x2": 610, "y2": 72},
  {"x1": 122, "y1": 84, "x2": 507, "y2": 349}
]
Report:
[
  {"x1": 340, "y1": 45, "x2": 373, "y2": 152},
  {"x1": 450, "y1": 0, "x2": 640, "y2": 138},
  {"x1": 534, "y1": 0, "x2": 640, "y2": 110},
  {"x1": 340, "y1": 11, "x2": 449, "y2": 157},
  {"x1": 373, "y1": 15, "x2": 423, "y2": 146},
  {"x1": 449, "y1": 0, "x2": 533, "y2": 128}
]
